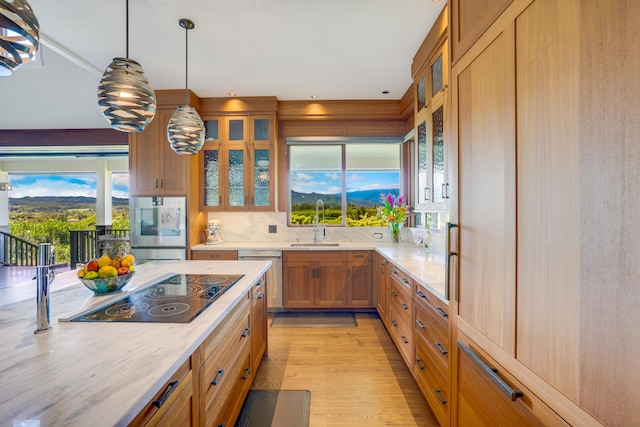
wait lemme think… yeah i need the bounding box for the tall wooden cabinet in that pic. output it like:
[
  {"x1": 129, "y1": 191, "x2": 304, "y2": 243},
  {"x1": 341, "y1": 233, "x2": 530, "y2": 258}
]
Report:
[
  {"x1": 129, "y1": 109, "x2": 190, "y2": 197},
  {"x1": 451, "y1": 0, "x2": 640, "y2": 425}
]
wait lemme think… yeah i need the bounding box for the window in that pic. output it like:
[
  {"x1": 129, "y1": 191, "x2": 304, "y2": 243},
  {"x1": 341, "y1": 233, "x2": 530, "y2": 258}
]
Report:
[{"x1": 289, "y1": 141, "x2": 403, "y2": 226}]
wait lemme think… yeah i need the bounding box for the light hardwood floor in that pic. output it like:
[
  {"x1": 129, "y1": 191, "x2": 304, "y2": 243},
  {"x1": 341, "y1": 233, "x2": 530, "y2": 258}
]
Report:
[{"x1": 251, "y1": 313, "x2": 439, "y2": 427}]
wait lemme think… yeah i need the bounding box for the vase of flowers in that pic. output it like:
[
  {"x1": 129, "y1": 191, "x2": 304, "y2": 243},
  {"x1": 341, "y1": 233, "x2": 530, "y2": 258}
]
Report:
[{"x1": 377, "y1": 193, "x2": 408, "y2": 244}]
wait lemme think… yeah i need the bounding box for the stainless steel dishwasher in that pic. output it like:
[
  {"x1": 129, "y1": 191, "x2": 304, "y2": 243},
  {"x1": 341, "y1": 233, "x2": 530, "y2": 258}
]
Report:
[{"x1": 237, "y1": 250, "x2": 283, "y2": 311}]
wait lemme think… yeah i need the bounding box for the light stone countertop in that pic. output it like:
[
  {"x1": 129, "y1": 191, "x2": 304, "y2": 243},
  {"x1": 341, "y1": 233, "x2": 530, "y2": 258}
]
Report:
[
  {"x1": 0, "y1": 259, "x2": 271, "y2": 427},
  {"x1": 192, "y1": 241, "x2": 448, "y2": 302}
]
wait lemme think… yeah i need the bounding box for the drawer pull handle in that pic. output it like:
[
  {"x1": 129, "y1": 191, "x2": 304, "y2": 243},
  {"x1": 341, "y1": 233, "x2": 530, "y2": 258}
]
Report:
[
  {"x1": 391, "y1": 291, "x2": 397, "y2": 297},
  {"x1": 256, "y1": 279, "x2": 264, "y2": 287},
  {"x1": 257, "y1": 292, "x2": 265, "y2": 300},
  {"x1": 391, "y1": 319, "x2": 397, "y2": 327},
  {"x1": 401, "y1": 278, "x2": 409, "y2": 284},
  {"x1": 457, "y1": 340, "x2": 523, "y2": 401},
  {"x1": 401, "y1": 303, "x2": 409, "y2": 310},
  {"x1": 415, "y1": 290, "x2": 426, "y2": 299},
  {"x1": 391, "y1": 268, "x2": 398, "y2": 276},
  {"x1": 152, "y1": 380, "x2": 179, "y2": 408},
  {"x1": 242, "y1": 367, "x2": 251, "y2": 380},
  {"x1": 436, "y1": 307, "x2": 448, "y2": 318},
  {"x1": 242, "y1": 327, "x2": 251, "y2": 338},
  {"x1": 415, "y1": 319, "x2": 425, "y2": 329},
  {"x1": 435, "y1": 342, "x2": 448, "y2": 355},
  {"x1": 401, "y1": 336, "x2": 409, "y2": 344},
  {"x1": 435, "y1": 389, "x2": 447, "y2": 405},
  {"x1": 212, "y1": 369, "x2": 225, "y2": 385},
  {"x1": 416, "y1": 358, "x2": 425, "y2": 370}
]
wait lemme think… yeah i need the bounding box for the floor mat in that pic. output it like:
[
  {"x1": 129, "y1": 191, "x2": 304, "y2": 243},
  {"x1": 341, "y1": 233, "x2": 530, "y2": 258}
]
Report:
[
  {"x1": 270, "y1": 312, "x2": 357, "y2": 328},
  {"x1": 235, "y1": 390, "x2": 311, "y2": 427}
]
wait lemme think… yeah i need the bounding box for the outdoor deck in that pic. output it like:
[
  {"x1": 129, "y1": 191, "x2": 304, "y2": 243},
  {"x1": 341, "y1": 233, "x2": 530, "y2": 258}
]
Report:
[{"x1": 0, "y1": 265, "x2": 71, "y2": 289}]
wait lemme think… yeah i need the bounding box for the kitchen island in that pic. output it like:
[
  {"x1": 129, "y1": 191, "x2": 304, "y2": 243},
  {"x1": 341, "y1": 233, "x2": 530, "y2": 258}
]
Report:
[{"x1": 0, "y1": 259, "x2": 271, "y2": 426}]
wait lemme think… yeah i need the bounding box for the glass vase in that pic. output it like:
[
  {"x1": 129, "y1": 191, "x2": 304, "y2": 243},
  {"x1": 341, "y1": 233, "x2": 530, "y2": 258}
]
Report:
[{"x1": 390, "y1": 222, "x2": 402, "y2": 243}]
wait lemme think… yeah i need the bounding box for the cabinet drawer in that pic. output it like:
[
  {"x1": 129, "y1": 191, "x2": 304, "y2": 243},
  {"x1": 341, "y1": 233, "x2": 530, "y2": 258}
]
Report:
[
  {"x1": 415, "y1": 338, "x2": 448, "y2": 427},
  {"x1": 191, "y1": 250, "x2": 238, "y2": 260},
  {"x1": 414, "y1": 284, "x2": 448, "y2": 326},
  {"x1": 284, "y1": 250, "x2": 346, "y2": 263},
  {"x1": 252, "y1": 274, "x2": 266, "y2": 301},
  {"x1": 129, "y1": 357, "x2": 194, "y2": 427},
  {"x1": 201, "y1": 307, "x2": 251, "y2": 418},
  {"x1": 207, "y1": 350, "x2": 252, "y2": 427},
  {"x1": 389, "y1": 281, "x2": 413, "y2": 365},
  {"x1": 456, "y1": 338, "x2": 569, "y2": 427},
  {"x1": 347, "y1": 250, "x2": 372, "y2": 263},
  {"x1": 389, "y1": 264, "x2": 413, "y2": 295},
  {"x1": 389, "y1": 302, "x2": 413, "y2": 365},
  {"x1": 414, "y1": 302, "x2": 449, "y2": 373}
]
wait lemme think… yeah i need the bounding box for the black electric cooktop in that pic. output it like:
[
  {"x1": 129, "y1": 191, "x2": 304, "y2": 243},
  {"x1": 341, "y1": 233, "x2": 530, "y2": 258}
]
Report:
[{"x1": 70, "y1": 273, "x2": 244, "y2": 323}]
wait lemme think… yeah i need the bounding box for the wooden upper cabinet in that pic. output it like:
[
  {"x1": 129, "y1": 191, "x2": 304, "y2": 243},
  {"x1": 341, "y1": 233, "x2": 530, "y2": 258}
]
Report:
[
  {"x1": 455, "y1": 23, "x2": 516, "y2": 354},
  {"x1": 129, "y1": 110, "x2": 189, "y2": 197},
  {"x1": 201, "y1": 114, "x2": 275, "y2": 211},
  {"x1": 412, "y1": 7, "x2": 451, "y2": 211},
  {"x1": 450, "y1": 0, "x2": 515, "y2": 64}
]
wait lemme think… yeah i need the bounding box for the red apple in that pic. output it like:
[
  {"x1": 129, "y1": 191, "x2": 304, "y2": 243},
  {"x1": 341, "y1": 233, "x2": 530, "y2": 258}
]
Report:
[
  {"x1": 117, "y1": 266, "x2": 130, "y2": 276},
  {"x1": 86, "y1": 260, "x2": 99, "y2": 272}
]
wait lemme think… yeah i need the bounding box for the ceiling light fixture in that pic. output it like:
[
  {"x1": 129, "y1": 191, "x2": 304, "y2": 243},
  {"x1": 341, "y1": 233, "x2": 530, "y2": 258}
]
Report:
[
  {"x1": 0, "y1": 0, "x2": 40, "y2": 77},
  {"x1": 167, "y1": 18, "x2": 205, "y2": 155},
  {"x1": 97, "y1": 0, "x2": 156, "y2": 132}
]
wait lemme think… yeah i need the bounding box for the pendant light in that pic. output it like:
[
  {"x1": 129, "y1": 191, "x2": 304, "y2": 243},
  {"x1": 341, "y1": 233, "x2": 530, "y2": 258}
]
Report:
[
  {"x1": 167, "y1": 18, "x2": 205, "y2": 155},
  {"x1": 0, "y1": 0, "x2": 40, "y2": 77},
  {"x1": 97, "y1": 0, "x2": 156, "y2": 133}
]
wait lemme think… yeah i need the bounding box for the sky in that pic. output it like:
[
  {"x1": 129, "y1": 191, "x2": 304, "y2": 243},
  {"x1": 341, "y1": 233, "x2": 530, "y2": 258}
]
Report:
[
  {"x1": 291, "y1": 171, "x2": 400, "y2": 195},
  {"x1": 8, "y1": 173, "x2": 130, "y2": 199}
]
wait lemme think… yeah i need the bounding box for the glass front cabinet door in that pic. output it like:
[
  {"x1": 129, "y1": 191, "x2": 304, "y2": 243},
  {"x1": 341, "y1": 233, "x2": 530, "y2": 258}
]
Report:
[
  {"x1": 414, "y1": 41, "x2": 449, "y2": 210},
  {"x1": 201, "y1": 115, "x2": 274, "y2": 211}
]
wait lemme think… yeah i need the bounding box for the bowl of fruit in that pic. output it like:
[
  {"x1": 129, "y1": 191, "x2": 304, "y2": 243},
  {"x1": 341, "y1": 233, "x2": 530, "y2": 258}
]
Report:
[{"x1": 78, "y1": 253, "x2": 136, "y2": 295}]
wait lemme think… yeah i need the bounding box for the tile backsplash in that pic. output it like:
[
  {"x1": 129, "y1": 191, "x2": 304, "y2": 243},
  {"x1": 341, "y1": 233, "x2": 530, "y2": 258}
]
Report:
[{"x1": 206, "y1": 211, "x2": 449, "y2": 255}]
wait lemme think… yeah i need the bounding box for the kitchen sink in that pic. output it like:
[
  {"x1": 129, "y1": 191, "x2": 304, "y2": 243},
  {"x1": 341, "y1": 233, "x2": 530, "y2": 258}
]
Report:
[{"x1": 290, "y1": 242, "x2": 340, "y2": 247}]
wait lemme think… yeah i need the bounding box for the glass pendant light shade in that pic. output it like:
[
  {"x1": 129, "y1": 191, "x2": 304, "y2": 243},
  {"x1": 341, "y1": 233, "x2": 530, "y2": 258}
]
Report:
[
  {"x1": 97, "y1": 57, "x2": 156, "y2": 132},
  {"x1": 0, "y1": 0, "x2": 40, "y2": 77},
  {"x1": 167, "y1": 105, "x2": 205, "y2": 155},
  {"x1": 167, "y1": 18, "x2": 204, "y2": 155}
]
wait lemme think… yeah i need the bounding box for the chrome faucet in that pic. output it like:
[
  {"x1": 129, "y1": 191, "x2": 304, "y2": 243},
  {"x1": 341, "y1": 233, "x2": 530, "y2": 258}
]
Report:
[
  {"x1": 35, "y1": 243, "x2": 55, "y2": 334},
  {"x1": 312, "y1": 199, "x2": 326, "y2": 243}
]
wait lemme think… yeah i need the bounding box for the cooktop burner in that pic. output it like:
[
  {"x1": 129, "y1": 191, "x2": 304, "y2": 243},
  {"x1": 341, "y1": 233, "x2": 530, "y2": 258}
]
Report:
[{"x1": 70, "y1": 273, "x2": 244, "y2": 323}]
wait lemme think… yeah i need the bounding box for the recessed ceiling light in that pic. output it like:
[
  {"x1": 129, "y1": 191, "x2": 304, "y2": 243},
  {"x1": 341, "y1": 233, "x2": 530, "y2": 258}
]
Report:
[
  {"x1": 310, "y1": 95, "x2": 317, "y2": 99},
  {"x1": 228, "y1": 92, "x2": 236, "y2": 96},
  {"x1": 382, "y1": 90, "x2": 389, "y2": 95}
]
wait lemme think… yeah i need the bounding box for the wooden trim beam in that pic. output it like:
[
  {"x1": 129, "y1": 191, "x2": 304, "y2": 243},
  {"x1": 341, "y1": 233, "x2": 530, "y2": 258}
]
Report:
[{"x1": 0, "y1": 128, "x2": 127, "y2": 147}]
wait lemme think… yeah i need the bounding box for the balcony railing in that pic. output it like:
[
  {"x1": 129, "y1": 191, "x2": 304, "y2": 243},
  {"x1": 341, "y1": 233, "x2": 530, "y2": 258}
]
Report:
[
  {"x1": 0, "y1": 231, "x2": 39, "y2": 266},
  {"x1": 69, "y1": 229, "x2": 129, "y2": 269}
]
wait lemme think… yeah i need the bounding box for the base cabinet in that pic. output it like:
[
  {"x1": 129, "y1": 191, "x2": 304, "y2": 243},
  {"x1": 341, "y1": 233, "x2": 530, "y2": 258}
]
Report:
[
  {"x1": 131, "y1": 278, "x2": 268, "y2": 427},
  {"x1": 129, "y1": 358, "x2": 196, "y2": 427},
  {"x1": 283, "y1": 251, "x2": 374, "y2": 309},
  {"x1": 387, "y1": 266, "x2": 414, "y2": 366},
  {"x1": 374, "y1": 254, "x2": 389, "y2": 327},
  {"x1": 455, "y1": 333, "x2": 568, "y2": 427}
]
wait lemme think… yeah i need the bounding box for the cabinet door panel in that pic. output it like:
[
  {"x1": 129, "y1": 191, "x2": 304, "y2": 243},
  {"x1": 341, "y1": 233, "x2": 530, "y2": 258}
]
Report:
[
  {"x1": 283, "y1": 261, "x2": 313, "y2": 307},
  {"x1": 347, "y1": 261, "x2": 373, "y2": 307},
  {"x1": 457, "y1": 25, "x2": 516, "y2": 354},
  {"x1": 315, "y1": 261, "x2": 347, "y2": 307},
  {"x1": 451, "y1": 0, "x2": 515, "y2": 62},
  {"x1": 515, "y1": 0, "x2": 580, "y2": 399}
]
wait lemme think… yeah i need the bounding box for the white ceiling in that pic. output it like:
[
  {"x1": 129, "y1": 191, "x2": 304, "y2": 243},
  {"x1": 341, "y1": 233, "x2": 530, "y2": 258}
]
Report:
[{"x1": 27, "y1": 0, "x2": 446, "y2": 101}]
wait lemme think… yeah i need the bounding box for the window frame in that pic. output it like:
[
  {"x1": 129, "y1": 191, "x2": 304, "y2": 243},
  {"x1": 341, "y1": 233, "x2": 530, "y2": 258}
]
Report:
[{"x1": 286, "y1": 138, "x2": 407, "y2": 227}]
